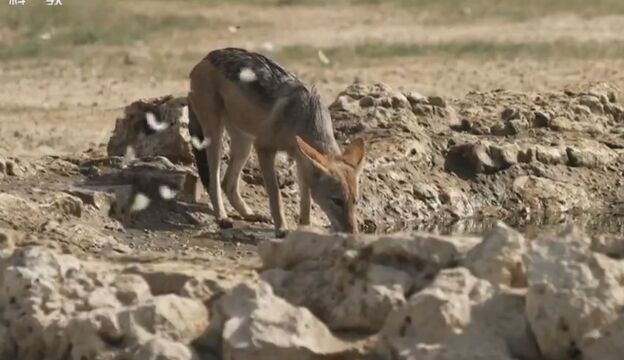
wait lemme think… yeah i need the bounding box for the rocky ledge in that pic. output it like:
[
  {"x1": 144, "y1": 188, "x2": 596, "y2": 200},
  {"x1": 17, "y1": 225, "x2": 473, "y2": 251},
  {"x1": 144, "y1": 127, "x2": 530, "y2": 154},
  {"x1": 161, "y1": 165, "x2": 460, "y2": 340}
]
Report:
[
  {"x1": 0, "y1": 223, "x2": 622, "y2": 360},
  {"x1": 102, "y1": 82, "x2": 624, "y2": 234}
]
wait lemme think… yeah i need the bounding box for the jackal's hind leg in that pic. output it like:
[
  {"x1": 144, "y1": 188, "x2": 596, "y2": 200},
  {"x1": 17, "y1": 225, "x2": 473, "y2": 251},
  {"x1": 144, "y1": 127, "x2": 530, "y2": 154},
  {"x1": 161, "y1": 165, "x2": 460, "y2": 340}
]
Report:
[{"x1": 188, "y1": 92, "x2": 231, "y2": 229}]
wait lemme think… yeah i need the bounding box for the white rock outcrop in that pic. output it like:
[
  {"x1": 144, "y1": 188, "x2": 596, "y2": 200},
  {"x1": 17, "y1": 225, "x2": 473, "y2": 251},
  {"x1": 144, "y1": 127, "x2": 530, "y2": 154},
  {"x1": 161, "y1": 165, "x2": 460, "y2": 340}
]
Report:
[
  {"x1": 260, "y1": 229, "x2": 480, "y2": 333},
  {"x1": 377, "y1": 268, "x2": 540, "y2": 360},
  {"x1": 1, "y1": 222, "x2": 623, "y2": 360},
  {"x1": 219, "y1": 281, "x2": 358, "y2": 360},
  {"x1": 0, "y1": 246, "x2": 210, "y2": 360},
  {"x1": 524, "y1": 226, "x2": 624, "y2": 360},
  {"x1": 465, "y1": 221, "x2": 527, "y2": 287}
]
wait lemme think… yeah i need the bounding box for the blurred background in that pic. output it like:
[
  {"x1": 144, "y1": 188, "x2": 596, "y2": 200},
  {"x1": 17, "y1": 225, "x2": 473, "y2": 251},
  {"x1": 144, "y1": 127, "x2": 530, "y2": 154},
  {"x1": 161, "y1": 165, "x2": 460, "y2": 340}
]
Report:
[{"x1": 2, "y1": 0, "x2": 623, "y2": 157}]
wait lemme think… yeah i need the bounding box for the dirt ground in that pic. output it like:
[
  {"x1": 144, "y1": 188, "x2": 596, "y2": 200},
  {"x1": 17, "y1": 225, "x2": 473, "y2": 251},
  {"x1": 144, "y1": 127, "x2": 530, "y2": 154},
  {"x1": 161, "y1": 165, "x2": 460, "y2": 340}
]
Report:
[{"x1": 2, "y1": 0, "x2": 624, "y2": 265}]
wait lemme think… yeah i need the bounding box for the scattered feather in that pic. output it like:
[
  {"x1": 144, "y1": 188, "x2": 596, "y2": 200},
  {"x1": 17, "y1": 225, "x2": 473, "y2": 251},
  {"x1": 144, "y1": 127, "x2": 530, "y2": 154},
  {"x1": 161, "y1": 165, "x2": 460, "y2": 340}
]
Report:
[
  {"x1": 145, "y1": 112, "x2": 169, "y2": 132},
  {"x1": 159, "y1": 185, "x2": 177, "y2": 200},
  {"x1": 191, "y1": 136, "x2": 211, "y2": 150},
  {"x1": 39, "y1": 32, "x2": 52, "y2": 41},
  {"x1": 130, "y1": 193, "x2": 150, "y2": 212},
  {"x1": 239, "y1": 68, "x2": 257, "y2": 82},
  {"x1": 261, "y1": 42, "x2": 275, "y2": 52},
  {"x1": 317, "y1": 50, "x2": 330, "y2": 65},
  {"x1": 124, "y1": 146, "x2": 136, "y2": 161}
]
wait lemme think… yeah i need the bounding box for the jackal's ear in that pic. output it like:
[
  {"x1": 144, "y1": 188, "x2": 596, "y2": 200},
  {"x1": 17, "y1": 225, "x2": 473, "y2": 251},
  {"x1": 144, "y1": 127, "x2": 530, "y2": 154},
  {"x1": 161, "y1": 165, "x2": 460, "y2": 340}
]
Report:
[
  {"x1": 295, "y1": 136, "x2": 330, "y2": 174},
  {"x1": 342, "y1": 138, "x2": 365, "y2": 171}
]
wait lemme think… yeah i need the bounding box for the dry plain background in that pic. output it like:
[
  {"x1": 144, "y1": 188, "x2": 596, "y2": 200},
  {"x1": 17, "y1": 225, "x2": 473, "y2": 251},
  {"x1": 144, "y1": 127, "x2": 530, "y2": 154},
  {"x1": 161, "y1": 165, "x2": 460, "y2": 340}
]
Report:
[{"x1": 2, "y1": 0, "x2": 624, "y2": 158}]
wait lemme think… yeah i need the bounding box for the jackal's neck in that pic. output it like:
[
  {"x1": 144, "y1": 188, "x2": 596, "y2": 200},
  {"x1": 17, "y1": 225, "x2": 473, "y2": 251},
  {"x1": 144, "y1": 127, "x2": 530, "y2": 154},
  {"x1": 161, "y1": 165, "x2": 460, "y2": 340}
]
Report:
[
  {"x1": 300, "y1": 119, "x2": 340, "y2": 156},
  {"x1": 291, "y1": 87, "x2": 341, "y2": 156}
]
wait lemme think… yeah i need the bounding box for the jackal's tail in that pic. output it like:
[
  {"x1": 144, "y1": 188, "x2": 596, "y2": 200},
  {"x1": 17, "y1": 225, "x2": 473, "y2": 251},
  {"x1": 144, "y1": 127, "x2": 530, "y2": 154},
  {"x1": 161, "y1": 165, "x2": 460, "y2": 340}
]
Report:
[{"x1": 188, "y1": 101, "x2": 211, "y2": 191}]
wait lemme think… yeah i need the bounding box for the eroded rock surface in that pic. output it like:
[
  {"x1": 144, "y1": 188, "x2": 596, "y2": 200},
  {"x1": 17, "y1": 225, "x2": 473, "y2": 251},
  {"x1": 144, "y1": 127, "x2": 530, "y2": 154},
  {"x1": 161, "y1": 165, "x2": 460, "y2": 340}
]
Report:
[
  {"x1": 259, "y1": 229, "x2": 480, "y2": 333},
  {"x1": 219, "y1": 281, "x2": 359, "y2": 360},
  {"x1": 0, "y1": 223, "x2": 621, "y2": 359},
  {"x1": 524, "y1": 226, "x2": 624, "y2": 360},
  {"x1": 102, "y1": 83, "x2": 624, "y2": 234},
  {"x1": 107, "y1": 95, "x2": 193, "y2": 164},
  {"x1": 327, "y1": 82, "x2": 624, "y2": 233},
  {"x1": 376, "y1": 268, "x2": 540, "y2": 360}
]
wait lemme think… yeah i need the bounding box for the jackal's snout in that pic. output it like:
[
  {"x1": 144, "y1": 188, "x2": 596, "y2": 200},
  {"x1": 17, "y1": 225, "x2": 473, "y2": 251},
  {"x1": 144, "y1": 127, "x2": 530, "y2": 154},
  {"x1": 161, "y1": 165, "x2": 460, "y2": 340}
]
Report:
[
  {"x1": 340, "y1": 209, "x2": 359, "y2": 234},
  {"x1": 321, "y1": 175, "x2": 360, "y2": 234},
  {"x1": 315, "y1": 190, "x2": 358, "y2": 234}
]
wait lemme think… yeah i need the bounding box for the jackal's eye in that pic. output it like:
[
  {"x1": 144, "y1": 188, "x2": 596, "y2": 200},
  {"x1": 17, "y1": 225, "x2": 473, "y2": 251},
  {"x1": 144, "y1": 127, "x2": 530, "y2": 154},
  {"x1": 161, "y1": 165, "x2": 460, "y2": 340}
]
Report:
[{"x1": 331, "y1": 198, "x2": 344, "y2": 208}]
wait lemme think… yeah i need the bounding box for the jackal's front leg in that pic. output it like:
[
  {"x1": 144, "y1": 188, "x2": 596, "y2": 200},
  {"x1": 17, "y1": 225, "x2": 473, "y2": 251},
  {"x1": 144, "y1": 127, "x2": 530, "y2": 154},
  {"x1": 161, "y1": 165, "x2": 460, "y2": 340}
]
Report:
[
  {"x1": 257, "y1": 148, "x2": 288, "y2": 238},
  {"x1": 296, "y1": 161, "x2": 311, "y2": 226},
  {"x1": 222, "y1": 132, "x2": 270, "y2": 224}
]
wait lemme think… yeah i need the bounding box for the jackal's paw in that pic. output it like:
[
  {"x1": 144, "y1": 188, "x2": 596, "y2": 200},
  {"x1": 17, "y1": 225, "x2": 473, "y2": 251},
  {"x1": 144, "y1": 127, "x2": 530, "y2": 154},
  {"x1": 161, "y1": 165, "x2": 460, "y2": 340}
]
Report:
[
  {"x1": 243, "y1": 213, "x2": 271, "y2": 223},
  {"x1": 275, "y1": 227, "x2": 289, "y2": 239},
  {"x1": 217, "y1": 217, "x2": 234, "y2": 229}
]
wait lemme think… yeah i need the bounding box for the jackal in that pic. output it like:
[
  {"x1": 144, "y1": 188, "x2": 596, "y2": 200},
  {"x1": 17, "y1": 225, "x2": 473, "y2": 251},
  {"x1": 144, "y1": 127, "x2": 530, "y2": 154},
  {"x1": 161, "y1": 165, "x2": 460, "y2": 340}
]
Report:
[{"x1": 188, "y1": 48, "x2": 365, "y2": 236}]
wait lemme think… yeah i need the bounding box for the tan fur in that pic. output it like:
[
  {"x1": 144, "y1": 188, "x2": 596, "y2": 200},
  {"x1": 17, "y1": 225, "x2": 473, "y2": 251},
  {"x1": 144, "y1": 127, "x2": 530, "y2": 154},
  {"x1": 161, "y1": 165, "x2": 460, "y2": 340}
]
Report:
[{"x1": 189, "y1": 55, "x2": 365, "y2": 236}]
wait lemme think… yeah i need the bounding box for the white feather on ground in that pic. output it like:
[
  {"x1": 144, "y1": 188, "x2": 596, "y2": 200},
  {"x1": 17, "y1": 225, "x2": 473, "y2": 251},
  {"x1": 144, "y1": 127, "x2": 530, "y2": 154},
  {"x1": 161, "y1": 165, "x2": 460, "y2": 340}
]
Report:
[
  {"x1": 317, "y1": 50, "x2": 330, "y2": 65},
  {"x1": 191, "y1": 136, "x2": 211, "y2": 150},
  {"x1": 130, "y1": 193, "x2": 150, "y2": 212},
  {"x1": 124, "y1": 145, "x2": 136, "y2": 161},
  {"x1": 145, "y1": 112, "x2": 169, "y2": 132},
  {"x1": 239, "y1": 68, "x2": 257, "y2": 82},
  {"x1": 261, "y1": 41, "x2": 275, "y2": 52},
  {"x1": 159, "y1": 185, "x2": 177, "y2": 200}
]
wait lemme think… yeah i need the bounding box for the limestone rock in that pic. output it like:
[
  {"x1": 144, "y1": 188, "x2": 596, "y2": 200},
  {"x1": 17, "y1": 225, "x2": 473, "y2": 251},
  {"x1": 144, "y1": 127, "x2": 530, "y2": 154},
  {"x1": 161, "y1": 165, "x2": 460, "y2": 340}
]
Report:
[
  {"x1": 67, "y1": 308, "x2": 126, "y2": 359},
  {"x1": 512, "y1": 175, "x2": 592, "y2": 222},
  {"x1": 566, "y1": 144, "x2": 615, "y2": 168},
  {"x1": 380, "y1": 268, "x2": 494, "y2": 344},
  {"x1": 43, "y1": 192, "x2": 84, "y2": 218},
  {"x1": 535, "y1": 145, "x2": 567, "y2": 165},
  {"x1": 524, "y1": 226, "x2": 624, "y2": 360},
  {"x1": 117, "y1": 295, "x2": 209, "y2": 344},
  {"x1": 220, "y1": 281, "x2": 356, "y2": 360},
  {"x1": 67, "y1": 294, "x2": 209, "y2": 360},
  {"x1": 112, "y1": 273, "x2": 152, "y2": 305},
  {"x1": 0, "y1": 227, "x2": 23, "y2": 250},
  {"x1": 260, "y1": 230, "x2": 480, "y2": 332},
  {"x1": 125, "y1": 263, "x2": 251, "y2": 301},
  {"x1": 582, "y1": 315, "x2": 624, "y2": 360},
  {"x1": 260, "y1": 232, "x2": 408, "y2": 332},
  {"x1": 446, "y1": 142, "x2": 518, "y2": 175},
  {"x1": 590, "y1": 234, "x2": 624, "y2": 258},
  {"x1": 133, "y1": 338, "x2": 199, "y2": 360},
  {"x1": 465, "y1": 221, "x2": 527, "y2": 287},
  {"x1": 0, "y1": 193, "x2": 42, "y2": 230},
  {"x1": 0, "y1": 246, "x2": 83, "y2": 360},
  {"x1": 377, "y1": 268, "x2": 539, "y2": 360},
  {"x1": 0, "y1": 246, "x2": 211, "y2": 360},
  {"x1": 0, "y1": 324, "x2": 16, "y2": 359},
  {"x1": 427, "y1": 95, "x2": 447, "y2": 108},
  {"x1": 65, "y1": 187, "x2": 114, "y2": 213},
  {"x1": 107, "y1": 95, "x2": 193, "y2": 164},
  {"x1": 405, "y1": 90, "x2": 428, "y2": 105}
]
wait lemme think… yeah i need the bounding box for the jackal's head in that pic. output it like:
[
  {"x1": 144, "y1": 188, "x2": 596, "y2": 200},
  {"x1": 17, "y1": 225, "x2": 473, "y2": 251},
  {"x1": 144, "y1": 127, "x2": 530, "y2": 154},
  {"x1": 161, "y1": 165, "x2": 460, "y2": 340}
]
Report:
[{"x1": 296, "y1": 136, "x2": 366, "y2": 233}]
